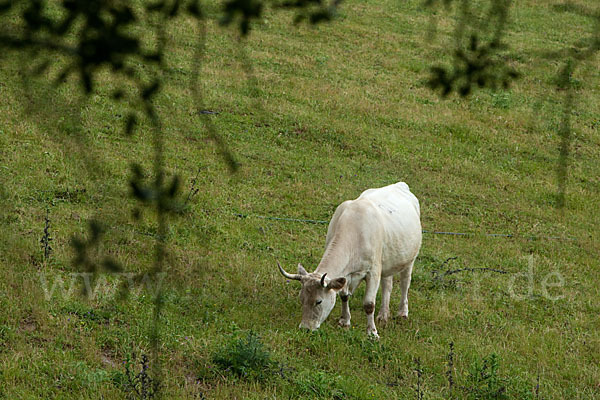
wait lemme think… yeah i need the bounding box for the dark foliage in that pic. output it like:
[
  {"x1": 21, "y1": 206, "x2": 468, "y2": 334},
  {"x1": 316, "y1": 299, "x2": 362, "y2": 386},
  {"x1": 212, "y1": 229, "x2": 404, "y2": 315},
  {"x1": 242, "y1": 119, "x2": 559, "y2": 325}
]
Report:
[
  {"x1": 276, "y1": 0, "x2": 342, "y2": 25},
  {"x1": 129, "y1": 164, "x2": 183, "y2": 217},
  {"x1": 71, "y1": 221, "x2": 124, "y2": 297},
  {"x1": 428, "y1": 34, "x2": 519, "y2": 97},
  {"x1": 426, "y1": 0, "x2": 518, "y2": 97},
  {"x1": 0, "y1": 0, "x2": 206, "y2": 95},
  {"x1": 221, "y1": 0, "x2": 263, "y2": 35},
  {"x1": 426, "y1": 0, "x2": 600, "y2": 208}
]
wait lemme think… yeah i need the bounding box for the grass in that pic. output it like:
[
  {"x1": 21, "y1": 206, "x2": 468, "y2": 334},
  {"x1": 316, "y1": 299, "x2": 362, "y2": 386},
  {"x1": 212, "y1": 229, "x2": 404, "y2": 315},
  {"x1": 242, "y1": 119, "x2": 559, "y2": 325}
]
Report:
[{"x1": 1, "y1": 0, "x2": 599, "y2": 398}]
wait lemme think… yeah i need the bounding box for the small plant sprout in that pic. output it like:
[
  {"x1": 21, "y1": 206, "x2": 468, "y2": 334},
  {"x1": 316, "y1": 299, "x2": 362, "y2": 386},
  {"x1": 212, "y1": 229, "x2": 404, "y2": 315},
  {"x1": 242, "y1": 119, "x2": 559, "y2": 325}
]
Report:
[
  {"x1": 40, "y1": 207, "x2": 53, "y2": 261},
  {"x1": 446, "y1": 341, "x2": 455, "y2": 391},
  {"x1": 123, "y1": 353, "x2": 160, "y2": 400},
  {"x1": 414, "y1": 357, "x2": 424, "y2": 400}
]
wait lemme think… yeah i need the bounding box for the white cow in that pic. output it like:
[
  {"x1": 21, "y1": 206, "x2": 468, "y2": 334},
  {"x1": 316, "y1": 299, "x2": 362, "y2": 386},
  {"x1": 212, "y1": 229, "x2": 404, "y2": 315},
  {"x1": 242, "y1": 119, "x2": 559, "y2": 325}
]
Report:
[{"x1": 278, "y1": 182, "x2": 422, "y2": 338}]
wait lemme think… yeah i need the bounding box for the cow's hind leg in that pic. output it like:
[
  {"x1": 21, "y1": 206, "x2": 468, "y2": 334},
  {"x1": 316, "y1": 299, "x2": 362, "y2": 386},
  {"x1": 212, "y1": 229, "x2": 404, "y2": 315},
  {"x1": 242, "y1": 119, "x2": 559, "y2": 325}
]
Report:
[
  {"x1": 364, "y1": 270, "x2": 382, "y2": 338},
  {"x1": 396, "y1": 260, "x2": 415, "y2": 319},
  {"x1": 376, "y1": 276, "x2": 393, "y2": 326}
]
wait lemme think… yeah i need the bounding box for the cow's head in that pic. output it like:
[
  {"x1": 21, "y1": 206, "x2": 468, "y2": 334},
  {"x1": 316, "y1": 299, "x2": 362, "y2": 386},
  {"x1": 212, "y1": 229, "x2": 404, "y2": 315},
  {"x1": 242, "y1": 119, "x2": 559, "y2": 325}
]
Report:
[{"x1": 278, "y1": 261, "x2": 346, "y2": 330}]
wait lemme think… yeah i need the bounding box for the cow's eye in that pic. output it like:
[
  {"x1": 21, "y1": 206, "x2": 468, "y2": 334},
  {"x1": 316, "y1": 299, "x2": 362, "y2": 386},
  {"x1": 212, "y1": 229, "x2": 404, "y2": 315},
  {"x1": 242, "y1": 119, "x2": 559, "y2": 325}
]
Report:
[{"x1": 315, "y1": 300, "x2": 322, "y2": 306}]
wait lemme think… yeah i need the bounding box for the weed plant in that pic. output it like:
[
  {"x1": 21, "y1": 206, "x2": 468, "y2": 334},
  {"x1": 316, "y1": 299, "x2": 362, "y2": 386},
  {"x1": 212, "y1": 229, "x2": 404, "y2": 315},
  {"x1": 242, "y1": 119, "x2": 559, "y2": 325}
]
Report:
[{"x1": 213, "y1": 331, "x2": 274, "y2": 381}]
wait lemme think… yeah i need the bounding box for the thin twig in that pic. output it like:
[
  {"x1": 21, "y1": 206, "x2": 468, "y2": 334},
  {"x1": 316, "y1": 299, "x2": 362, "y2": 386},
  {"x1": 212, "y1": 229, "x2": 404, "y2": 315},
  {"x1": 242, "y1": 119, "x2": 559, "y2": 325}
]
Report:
[
  {"x1": 0, "y1": 35, "x2": 78, "y2": 55},
  {"x1": 433, "y1": 257, "x2": 508, "y2": 281},
  {"x1": 443, "y1": 267, "x2": 508, "y2": 276},
  {"x1": 440, "y1": 257, "x2": 458, "y2": 269}
]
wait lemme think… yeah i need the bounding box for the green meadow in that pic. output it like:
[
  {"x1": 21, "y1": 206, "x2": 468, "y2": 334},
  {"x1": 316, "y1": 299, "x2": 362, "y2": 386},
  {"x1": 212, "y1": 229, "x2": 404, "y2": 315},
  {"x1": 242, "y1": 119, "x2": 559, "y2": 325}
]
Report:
[{"x1": 0, "y1": 0, "x2": 599, "y2": 398}]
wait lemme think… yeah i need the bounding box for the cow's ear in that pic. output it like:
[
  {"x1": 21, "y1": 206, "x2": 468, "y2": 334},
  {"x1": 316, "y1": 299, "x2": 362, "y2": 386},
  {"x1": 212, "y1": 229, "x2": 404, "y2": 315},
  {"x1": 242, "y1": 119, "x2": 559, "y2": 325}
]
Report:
[
  {"x1": 327, "y1": 277, "x2": 346, "y2": 291},
  {"x1": 297, "y1": 264, "x2": 308, "y2": 276}
]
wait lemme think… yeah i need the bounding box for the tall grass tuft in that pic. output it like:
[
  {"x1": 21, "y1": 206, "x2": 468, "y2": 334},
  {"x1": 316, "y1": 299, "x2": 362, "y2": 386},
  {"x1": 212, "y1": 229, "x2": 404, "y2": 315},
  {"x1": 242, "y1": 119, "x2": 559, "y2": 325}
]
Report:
[
  {"x1": 213, "y1": 331, "x2": 274, "y2": 381},
  {"x1": 465, "y1": 353, "x2": 507, "y2": 400}
]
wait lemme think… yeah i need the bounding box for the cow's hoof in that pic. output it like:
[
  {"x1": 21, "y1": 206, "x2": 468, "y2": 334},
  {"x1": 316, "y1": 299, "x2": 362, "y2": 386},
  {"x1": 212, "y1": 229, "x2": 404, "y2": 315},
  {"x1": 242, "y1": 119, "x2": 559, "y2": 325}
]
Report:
[
  {"x1": 367, "y1": 330, "x2": 380, "y2": 340},
  {"x1": 338, "y1": 318, "x2": 351, "y2": 328},
  {"x1": 394, "y1": 313, "x2": 408, "y2": 320},
  {"x1": 376, "y1": 314, "x2": 389, "y2": 327}
]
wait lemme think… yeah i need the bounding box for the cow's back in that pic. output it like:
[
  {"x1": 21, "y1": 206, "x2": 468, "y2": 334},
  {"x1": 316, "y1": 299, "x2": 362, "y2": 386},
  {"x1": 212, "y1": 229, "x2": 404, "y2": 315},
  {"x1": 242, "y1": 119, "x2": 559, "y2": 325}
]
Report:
[
  {"x1": 357, "y1": 182, "x2": 420, "y2": 217},
  {"x1": 356, "y1": 182, "x2": 422, "y2": 275},
  {"x1": 323, "y1": 183, "x2": 421, "y2": 277}
]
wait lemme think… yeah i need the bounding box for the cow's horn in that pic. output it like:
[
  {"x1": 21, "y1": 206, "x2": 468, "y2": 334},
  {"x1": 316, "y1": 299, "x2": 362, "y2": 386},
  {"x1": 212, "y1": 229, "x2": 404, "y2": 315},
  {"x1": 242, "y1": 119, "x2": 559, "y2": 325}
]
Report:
[
  {"x1": 277, "y1": 260, "x2": 302, "y2": 281},
  {"x1": 320, "y1": 273, "x2": 327, "y2": 288}
]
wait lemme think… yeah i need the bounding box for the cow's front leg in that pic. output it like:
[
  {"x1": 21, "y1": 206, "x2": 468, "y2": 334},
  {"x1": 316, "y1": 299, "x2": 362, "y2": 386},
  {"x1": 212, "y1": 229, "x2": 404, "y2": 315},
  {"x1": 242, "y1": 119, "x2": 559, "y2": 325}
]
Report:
[
  {"x1": 376, "y1": 276, "x2": 393, "y2": 326},
  {"x1": 364, "y1": 271, "x2": 381, "y2": 339},
  {"x1": 338, "y1": 291, "x2": 351, "y2": 328},
  {"x1": 338, "y1": 274, "x2": 360, "y2": 328}
]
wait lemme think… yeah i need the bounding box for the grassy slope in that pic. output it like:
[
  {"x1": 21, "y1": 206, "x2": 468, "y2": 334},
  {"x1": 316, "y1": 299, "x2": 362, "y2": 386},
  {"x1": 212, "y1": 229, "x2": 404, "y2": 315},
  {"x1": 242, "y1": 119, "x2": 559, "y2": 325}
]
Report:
[{"x1": 0, "y1": 0, "x2": 599, "y2": 398}]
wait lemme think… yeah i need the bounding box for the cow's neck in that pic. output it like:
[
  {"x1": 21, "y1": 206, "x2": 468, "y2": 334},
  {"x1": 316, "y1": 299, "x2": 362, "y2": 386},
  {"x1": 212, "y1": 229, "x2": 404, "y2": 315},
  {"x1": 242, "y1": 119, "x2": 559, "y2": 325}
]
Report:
[{"x1": 314, "y1": 234, "x2": 353, "y2": 278}]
